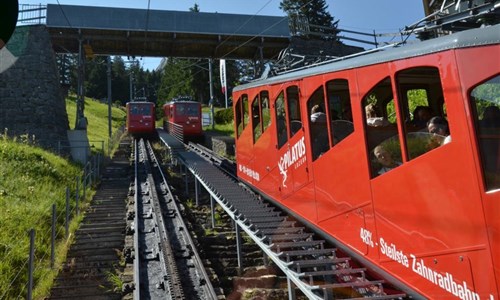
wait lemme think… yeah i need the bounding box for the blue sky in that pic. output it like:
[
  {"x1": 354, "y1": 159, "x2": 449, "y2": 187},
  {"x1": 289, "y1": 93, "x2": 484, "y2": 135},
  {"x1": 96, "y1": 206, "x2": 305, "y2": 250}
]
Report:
[{"x1": 19, "y1": 0, "x2": 426, "y2": 70}]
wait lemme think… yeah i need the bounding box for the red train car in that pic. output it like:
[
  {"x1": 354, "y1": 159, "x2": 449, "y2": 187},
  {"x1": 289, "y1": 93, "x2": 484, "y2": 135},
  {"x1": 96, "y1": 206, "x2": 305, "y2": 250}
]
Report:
[
  {"x1": 163, "y1": 99, "x2": 203, "y2": 141},
  {"x1": 126, "y1": 101, "x2": 156, "y2": 136},
  {"x1": 232, "y1": 24, "x2": 500, "y2": 298}
]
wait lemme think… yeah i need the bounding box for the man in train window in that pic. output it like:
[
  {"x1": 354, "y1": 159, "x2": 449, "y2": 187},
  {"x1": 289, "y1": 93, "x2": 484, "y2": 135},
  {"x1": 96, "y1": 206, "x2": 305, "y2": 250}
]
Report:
[{"x1": 310, "y1": 105, "x2": 329, "y2": 160}]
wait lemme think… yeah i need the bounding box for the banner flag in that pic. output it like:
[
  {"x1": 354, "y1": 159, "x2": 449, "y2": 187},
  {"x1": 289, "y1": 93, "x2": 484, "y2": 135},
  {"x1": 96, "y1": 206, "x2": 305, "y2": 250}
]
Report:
[{"x1": 220, "y1": 59, "x2": 227, "y2": 94}]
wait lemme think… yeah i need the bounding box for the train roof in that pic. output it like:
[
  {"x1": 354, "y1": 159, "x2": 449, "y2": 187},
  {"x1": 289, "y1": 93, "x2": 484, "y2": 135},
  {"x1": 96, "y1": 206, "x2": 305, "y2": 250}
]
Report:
[
  {"x1": 163, "y1": 100, "x2": 200, "y2": 105},
  {"x1": 233, "y1": 23, "x2": 500, "y2": 92},
  {"x1": 126, "y1": 101, "x2": 154, "y2": 105}
]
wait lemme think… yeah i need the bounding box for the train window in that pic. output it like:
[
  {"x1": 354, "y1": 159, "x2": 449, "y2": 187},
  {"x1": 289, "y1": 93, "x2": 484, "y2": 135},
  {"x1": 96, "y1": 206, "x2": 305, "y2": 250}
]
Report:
[
  {"x1": 469, "y1": 74, "x2": 500, "y2": 191},
  {"x1": 252, "y1": 96, "x2": 261, "y2": 142},
  {"x1": 326, "y1": 79, "x2": 354, "y2": 145},
  {"x1": 235, "y1": 94, "x2": 248, "y2": 139},
  {"x1": 251, "y1": 91, "x2": 271, "y2": 144},
  {"x1": 176, "y1": 104, "x2": 186, "y2": 115},
  {"x1": 397, "y1": 67, "x2": 448, "y2": 161},
  {"x1": 363, "y1": 77, "x2": 402, "y2": 178},
  {"x1": 261, "y1": 91, "x2": 271, "y2": 133},
  {"x1": 130, "y1": 104, "x2": 152, "y2": 115},
  {"x1": 307, "y1": 86, "x2": 330, "y2": 161},
  {"x1": 275, "y1": 91, "x2": 288, "y2": 149},
  {"x1": 243, "y1": 95, "x2": 249, "y2": 130},
  {"x1": 287, "y1": 86, "x2": 302, "y2": 137},
  {"x1": 185, "y1": 103, "x2": 200, "y2": 116}
]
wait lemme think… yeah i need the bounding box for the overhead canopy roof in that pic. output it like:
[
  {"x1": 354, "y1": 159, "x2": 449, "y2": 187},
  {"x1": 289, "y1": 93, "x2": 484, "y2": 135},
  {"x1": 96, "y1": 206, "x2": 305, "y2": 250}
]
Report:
[{"x1": 46, "y1": 4, "x2": 291, "y2": 59}]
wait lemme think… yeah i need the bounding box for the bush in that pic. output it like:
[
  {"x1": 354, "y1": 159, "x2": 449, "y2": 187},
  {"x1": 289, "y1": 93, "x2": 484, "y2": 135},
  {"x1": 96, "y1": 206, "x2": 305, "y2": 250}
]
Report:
[{"x1": 214, "y1": 108, "x2": 234, "y2": 124}]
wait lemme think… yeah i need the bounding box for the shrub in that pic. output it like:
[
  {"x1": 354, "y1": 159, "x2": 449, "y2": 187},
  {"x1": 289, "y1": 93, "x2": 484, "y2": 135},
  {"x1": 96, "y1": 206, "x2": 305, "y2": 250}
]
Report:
[{"x1": 214, "y1": 108, "x2": 234, "y2": 124}]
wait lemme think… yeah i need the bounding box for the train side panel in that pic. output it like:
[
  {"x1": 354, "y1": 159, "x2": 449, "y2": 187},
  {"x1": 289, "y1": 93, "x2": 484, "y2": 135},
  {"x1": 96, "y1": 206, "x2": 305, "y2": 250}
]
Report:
[
  {"x1": 367, "y1": 52, "x2": 495, "y2": 298},
  {"x1": 455, "y1": 44, "x2": 500, "y2": 294},
  {"x1": 234, "y1": 88, "x2": 282, "y2": 201}
]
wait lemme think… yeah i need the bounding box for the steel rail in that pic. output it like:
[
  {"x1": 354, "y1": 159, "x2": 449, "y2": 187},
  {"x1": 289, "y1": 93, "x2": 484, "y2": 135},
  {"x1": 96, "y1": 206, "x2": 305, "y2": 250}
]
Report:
[
  {"x1": 133, "y1": 139, "x2": 141, "y2": 299},
  {"x1": 145, "y1": 140, "x2": 219, "y2": 300},
  {"x1": 134, "y1": 139, "x2": 179, "y2": 299}
]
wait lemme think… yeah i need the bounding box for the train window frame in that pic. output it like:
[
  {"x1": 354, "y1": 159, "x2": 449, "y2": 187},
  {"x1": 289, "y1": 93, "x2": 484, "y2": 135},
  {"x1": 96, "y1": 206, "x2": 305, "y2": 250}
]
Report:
[
  {"x1": 261, "y1": 91, "x2": 271, "y2": 134},
  {"x1": 243, "y1": 95, "x2": 249, "y2": 131},
  {"x1": 307, "y1": 86, "x2": 330, "y2": 161},
  {"x1": 363, "y1": 77, "x2": 402, "y2": 178},
  {"x1": 469, "y1": 74, "x2": 500, "y2": 191},
  {"x1": 286, "y1": 86, "x2": 302, "y2": 137},
  {"x1": 251, "y1": 95, "x2": 262, "y2": 143},
  {"x1": 396, "y1": 67, "x2": 448, "y2": 162},
  {"x1": 251, "y1": 90, "x2": 271, "y2": 144},
  {"x1": 235, "y1": 94, "x2": 248, "y2": 139},
  {"x1": 275, "y1": 91, "x2": 288, "y2": 149},
  {"x1": 325, "y1": 79, "x2": 355, "y2": 146}
]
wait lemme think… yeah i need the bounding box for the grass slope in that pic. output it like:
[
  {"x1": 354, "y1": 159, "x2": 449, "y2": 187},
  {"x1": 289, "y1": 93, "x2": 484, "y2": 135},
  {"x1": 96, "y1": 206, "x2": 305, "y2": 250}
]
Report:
[
  {"x1": 66, "y1": 95, "x2": 126, "y2": 153},
  {"x1": 0, "y1": 137, "x2": 81, "y2": 299},
  {"x1": 0, "y1": 96, "x2": 126, "y2": 298}
]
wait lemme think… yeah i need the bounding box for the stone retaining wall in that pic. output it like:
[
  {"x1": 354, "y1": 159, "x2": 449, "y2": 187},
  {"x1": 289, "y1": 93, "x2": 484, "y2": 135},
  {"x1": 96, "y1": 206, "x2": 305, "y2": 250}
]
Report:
[
  {"x1": 0, "y1": 25, "x2": 69, "y2": 152},
  {"x1": 211, "y1": 136, "x2": 235, "y2": 157}
]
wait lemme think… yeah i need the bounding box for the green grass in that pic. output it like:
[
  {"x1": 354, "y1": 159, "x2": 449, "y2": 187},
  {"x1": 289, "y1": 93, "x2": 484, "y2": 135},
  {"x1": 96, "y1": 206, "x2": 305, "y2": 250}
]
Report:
[
  {"x1": 66, "y1": 95, "x2": 127, "y2": 154},
  {"x1": 202, "y1": 106, "x2": 235, "y2": 137},
  {"x1": 0, "y1": 136, "x2": 82, "y2": 299},
  {"x1": 0, "y1": 95, "x2": 127, "y2": 299}
]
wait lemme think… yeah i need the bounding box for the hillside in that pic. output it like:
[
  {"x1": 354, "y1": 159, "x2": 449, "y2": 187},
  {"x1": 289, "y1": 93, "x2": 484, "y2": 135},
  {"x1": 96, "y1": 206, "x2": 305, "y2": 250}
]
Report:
[
  {"x1": 0, "y1": 138, "x2": 81, "y2": 299},
  {"x1": 66, "y1": 95, "x2": 127, "y2": 153},
  {"x1": 0, "y1": 96, "x2": 126, "y2": 299}
]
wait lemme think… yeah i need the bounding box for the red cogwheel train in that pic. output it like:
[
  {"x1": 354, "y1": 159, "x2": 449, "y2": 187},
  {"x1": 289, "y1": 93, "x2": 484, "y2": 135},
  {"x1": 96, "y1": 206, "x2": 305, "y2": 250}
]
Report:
[
  {"x1": 126, "y1": 101, "x2": 156, "y2": 136},
  {"x1": 232, "y1": 24, "x2": 500, "y2": 298},
  {"x1": 163, "y1": 98, "x2": 203, "y2": 141}
]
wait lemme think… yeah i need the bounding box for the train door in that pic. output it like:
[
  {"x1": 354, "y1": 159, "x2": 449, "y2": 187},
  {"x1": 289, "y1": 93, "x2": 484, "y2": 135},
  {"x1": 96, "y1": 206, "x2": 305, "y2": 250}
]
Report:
[
  {"x1": 303, "y1": 74, "x2": 374, "y2": 252},
  {"x1": 364, "y1": 58, "x2": 495, "y2": 297},
  {"x1": 234, "y1": 94, "x2": 254, "y2": 184},
  {"x1": 247, "y1": 90, "x2": 281, "y2": 196},
  {"x1": 456, "y1": 44, "x2": 500, "y2": 295},
  {"x1": 275, "y1": 84, "x2": 309, "y2": 198}
]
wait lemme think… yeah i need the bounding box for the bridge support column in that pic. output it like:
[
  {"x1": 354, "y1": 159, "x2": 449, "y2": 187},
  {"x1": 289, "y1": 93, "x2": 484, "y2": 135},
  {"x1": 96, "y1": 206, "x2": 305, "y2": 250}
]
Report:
[{"x1": 76, "y1": 32, "x2": 86, "y2": 129}]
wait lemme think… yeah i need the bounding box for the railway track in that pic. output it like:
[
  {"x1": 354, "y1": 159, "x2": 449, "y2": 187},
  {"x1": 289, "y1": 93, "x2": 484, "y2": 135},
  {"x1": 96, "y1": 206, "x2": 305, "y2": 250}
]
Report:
[
  {"x1": 131, "y1": 138, "x2": 218, "y2": 299},
  {"x1": 50, "y1": 131, "x2": 411, "y2": 299}
]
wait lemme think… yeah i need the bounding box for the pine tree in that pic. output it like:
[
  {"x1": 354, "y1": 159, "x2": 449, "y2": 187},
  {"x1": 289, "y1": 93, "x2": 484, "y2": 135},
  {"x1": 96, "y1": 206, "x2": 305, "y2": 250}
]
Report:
[
  {"x1": 189, "y1": 3, "x2": 200, "y2": 12},
  {"x1": 85, "y1": 56, "x2": 108, "y2": 100},
  {"x1": 157, "y1": 58, "x2": 195, "y2": 104},
  {"x1": 280, "y1": 0, "x2": 338, "y2": 39},
  {"x1": 111, "y1": 56, "x2": 129, "y2": 104}
]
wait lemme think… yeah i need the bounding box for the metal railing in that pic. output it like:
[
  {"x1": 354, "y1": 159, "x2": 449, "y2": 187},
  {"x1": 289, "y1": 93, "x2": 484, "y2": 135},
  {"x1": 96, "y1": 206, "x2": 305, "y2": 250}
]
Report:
[
  {"x1": 0, "y1": 154, "x2": 101, "y2": 300},
  {"x1": 165, "y1": 121, "x2": 185, "y2": 143}
]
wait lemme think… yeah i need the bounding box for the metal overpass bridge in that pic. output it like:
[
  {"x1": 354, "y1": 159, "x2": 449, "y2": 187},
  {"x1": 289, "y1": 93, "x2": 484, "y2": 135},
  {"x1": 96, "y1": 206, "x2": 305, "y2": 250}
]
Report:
[{"x1": 44, "y1": 4, "x2": 291, "y2": 60}]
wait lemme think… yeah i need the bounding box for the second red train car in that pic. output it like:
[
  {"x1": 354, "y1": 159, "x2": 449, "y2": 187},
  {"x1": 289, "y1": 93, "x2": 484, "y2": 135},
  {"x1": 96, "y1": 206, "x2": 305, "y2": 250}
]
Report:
[{"x1": 163, "y1": 98, "x2": 203, "y2": 141}]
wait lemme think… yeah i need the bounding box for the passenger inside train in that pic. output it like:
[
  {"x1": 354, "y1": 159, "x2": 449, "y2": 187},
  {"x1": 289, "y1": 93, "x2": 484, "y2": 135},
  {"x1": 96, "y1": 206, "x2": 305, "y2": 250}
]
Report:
[
  {"x1": 365, "y1": 103, "x2": 390, "y2": 127},
  {"x1": 373, "y1": 144, "x2": 402, "y2": 175},
  {"x1": 427, "y1": 116, "x2": 451, "y2": 145},
  {"x1": 410, "y1": 106, "x2": 432, "y2": 129}
]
